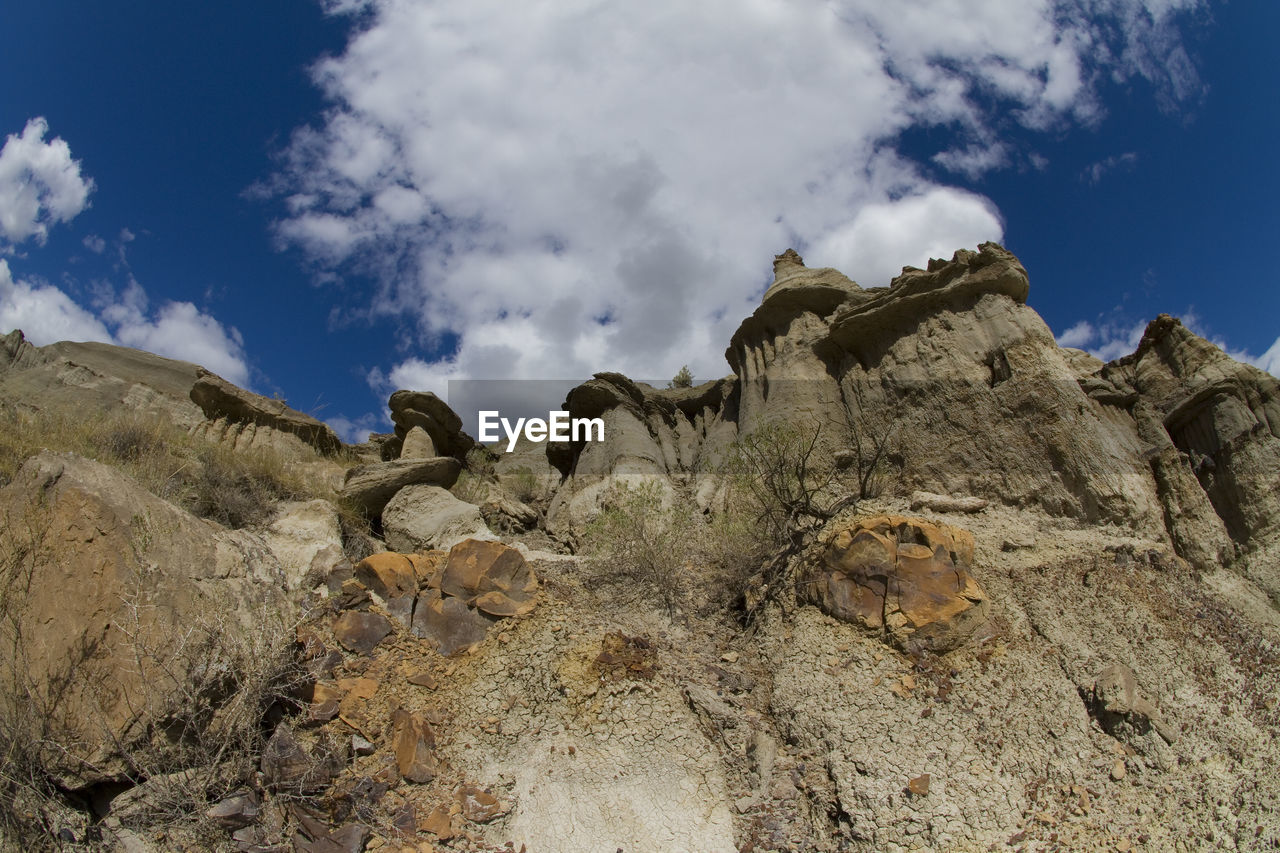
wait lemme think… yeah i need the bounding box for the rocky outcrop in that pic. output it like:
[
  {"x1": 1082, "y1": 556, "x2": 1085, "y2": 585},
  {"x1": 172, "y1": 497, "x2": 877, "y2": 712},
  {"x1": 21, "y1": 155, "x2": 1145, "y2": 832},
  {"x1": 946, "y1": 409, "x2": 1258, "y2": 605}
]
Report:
[
  {"x1": 803, "y1": 515, "x2": 990, "y2": 652},
  {"x1": 0, "y1": 329, "x2": 206, "y2": 426},
  {"x1": 1099, "y1": 316, "x2": 1280, "y2": 589},
  {"x1": 381, "y1": 484, "x2": 495, "y2": 551},
  {"x1": 190, "y1": 368, "x2": 342, "y2": 456},
  {"x1": 339, "y1": 457, "x2": 462, "y2": 517},
  {"x1": 388, "y1": 390, "x2": 475, "y2": 460},
  {"x1": 262, "y1": 499, "x2": 345, "y2": 592},
  {"x1": 0, "y1": 452, "x2": 293, "y2": 788},
  {"x1": 545, "y1": 372, "x2": 737, "y2": 533}
]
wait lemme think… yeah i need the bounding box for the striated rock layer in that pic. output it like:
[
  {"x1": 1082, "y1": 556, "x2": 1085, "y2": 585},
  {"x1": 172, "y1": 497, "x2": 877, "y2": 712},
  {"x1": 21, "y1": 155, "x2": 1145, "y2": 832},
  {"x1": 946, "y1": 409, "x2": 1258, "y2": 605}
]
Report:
[{"x1": 544, "y1": 244, "x2": 1278, "y2": 591}]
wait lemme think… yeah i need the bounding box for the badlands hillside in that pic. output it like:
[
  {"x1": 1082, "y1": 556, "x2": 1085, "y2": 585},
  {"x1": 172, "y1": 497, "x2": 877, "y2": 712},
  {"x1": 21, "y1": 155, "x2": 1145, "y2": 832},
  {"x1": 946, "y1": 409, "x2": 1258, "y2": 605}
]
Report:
[{"x1": 1, "y1": 243, "x2": 1279, "y2": 853}]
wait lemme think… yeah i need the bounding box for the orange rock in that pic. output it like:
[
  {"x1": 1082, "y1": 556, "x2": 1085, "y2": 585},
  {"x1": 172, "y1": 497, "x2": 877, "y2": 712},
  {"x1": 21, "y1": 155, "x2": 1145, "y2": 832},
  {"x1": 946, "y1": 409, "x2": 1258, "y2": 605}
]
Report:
[
  {"x1": 806, "y1": 515, "x2": 989, "y2": 652},
  {"x1": 355, "y1": 552, "x2": 419, "y2": 599},
  {"x1": 420, "y1": 805, "x2": 454, "y2": 839},
  {"x1": 440, "y1": 539, "x2": 538, "y2": 617},
  {"x1": 391, "y1": 708, "x2": 438, "y2": 784},
  {"x1": 407, "y1": 550, "x2": 448, "y2": 589},
  {"x1": 908, "y1": 773, "x2": 930, "y2": 796},
  {"x1": 454, "y1": 785, "x2": 504, "y2": 823}
]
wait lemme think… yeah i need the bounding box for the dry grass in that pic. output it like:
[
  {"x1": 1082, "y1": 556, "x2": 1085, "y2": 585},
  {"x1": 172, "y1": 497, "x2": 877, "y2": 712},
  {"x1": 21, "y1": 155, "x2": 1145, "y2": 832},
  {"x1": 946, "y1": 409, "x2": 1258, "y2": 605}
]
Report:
[
  {"x1": 0, "y1": 497, "x2": 310, "y2": 851},
  {"x1": 0, "y1": 405, "x2": 338, "y2": 530}
]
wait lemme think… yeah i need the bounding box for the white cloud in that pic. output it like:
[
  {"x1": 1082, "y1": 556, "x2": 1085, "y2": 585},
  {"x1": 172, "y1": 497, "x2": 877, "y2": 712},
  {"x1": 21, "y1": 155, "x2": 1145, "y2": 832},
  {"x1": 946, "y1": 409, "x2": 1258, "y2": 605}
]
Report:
[
  {"x1": 82, "y1": 234, "x2": 106, "y2": 254},
  {"x1": 1258, "y1": 338, "x2": 1280, "y2": 378},
  {"x1": 325, "y1": 412, "x2": 381, "y2": 444},
  {"x1": 0, "y1": 118, "x2": 95, "y2": 248},
  {"x1": 1, "y1": 260, "x2": 251, "y2": 386},
  {"x1": 1055, "y1": 320, "x2": 1096, "y2": 349},
  {"x1": 808, "y1": 188, "x2": 1004, "y2": 286},
  {"x1": 0, "y1": 259, "x2": 112, "y2": 345},
  {"x1": 273, "y1": 0, "x2": 1209, "y2": 389},
  {"x1": 1082, "y1": 152, "x2": 1139, "y2": 184},
  {"x1": 1054, "y1": 313, "x2": 1147, "y2": 362}
]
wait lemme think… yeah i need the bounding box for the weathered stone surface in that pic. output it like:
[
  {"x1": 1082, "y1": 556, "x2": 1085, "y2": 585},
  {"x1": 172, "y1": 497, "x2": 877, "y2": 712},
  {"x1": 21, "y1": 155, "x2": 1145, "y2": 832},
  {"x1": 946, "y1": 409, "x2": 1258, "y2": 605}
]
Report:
[
  {"x1": 806, "y1": 515, "x2": 988, "y2": 652},
  {"x1": 339, "y1": 457, "x2": 462, "y2": 517},
  {"x1": 389, "y1": 389, "x2": 475, "y2": 460},
  {"x1": 0, "y1": 452, "x2": 292, "y2": 788},
  {"x1": 1100, "y1": 314, "x2": 1280, "y2": 593},
  {"x1": 190, "y1": 368, "x2": 341, "y2": 455},
  {"x1": 441, "y1": 539, "x2": 539, "y2": 617},
  {"x1": 411, "y1": 589, "x2": 494, "y2": 656},
  {"x1": 332, "y1": 611, "x2": 392, "y2": 655},
  {"x1": 353, "y1": 552, "x2": 419, "y2": 600},
  {"x1": 391, "y1": 708, "x2": 438, "y2": 783},
  {"x1": 382, "y1": 484, "x2": 495, "y2": 551},
  {"x1": 910, "y1": 491, "x2": 989, "y2": 514},
  {"x1": 207, "y1": 790, "x2": 261, "y2": 830},
  {"x1": 456, "y1": 785, "x2": 505, "y2": 823},
  {"x1": 1088, "y1": 663, "x2": 1176, "y2": 744},
  {"x1": 399, "y1": 425, "x2": 437, "y2": 459},
  {"x1": 263, "y1": 499, "x2": 344, "y2": 592},
  {"x1": 907, "y1": 774, "x2": 931, "y2": 797},
  {"x1": 260, "y1": 727, "x2": 336, "y2": 792},
  {"x1": 0, "y1": 330, "x2": 206, "y2": 427}
]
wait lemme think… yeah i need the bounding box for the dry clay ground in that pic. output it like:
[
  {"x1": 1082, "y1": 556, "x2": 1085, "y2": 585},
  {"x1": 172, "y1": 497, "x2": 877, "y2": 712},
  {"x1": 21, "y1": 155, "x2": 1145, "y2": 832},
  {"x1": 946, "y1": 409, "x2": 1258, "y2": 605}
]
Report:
[{"x1": 290, "y1": 497, "x2": 1280, "y2": 853}]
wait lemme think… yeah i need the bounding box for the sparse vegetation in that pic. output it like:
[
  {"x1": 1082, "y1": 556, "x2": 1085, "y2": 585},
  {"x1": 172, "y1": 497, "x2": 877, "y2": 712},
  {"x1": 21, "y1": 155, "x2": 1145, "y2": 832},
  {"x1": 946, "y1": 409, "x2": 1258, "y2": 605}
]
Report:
[
  {"x1": 720, "y1": 412, "x2": 894, "y2": 624},
  {"x1": 581, "y1": 479, "x2": 692, "y2": 618},
  {"x1": 0, "y1": 500, "x2": 308, "y2": 851},
  {"x1": 503, "y1": 465, "x2": 540, "y2": 503},
  {"x1": 668, "y1": 364, "x2": 693, "y2": 389},
  {"x1": 0, "y1": 405, "x2": 340, "y2": 530}
]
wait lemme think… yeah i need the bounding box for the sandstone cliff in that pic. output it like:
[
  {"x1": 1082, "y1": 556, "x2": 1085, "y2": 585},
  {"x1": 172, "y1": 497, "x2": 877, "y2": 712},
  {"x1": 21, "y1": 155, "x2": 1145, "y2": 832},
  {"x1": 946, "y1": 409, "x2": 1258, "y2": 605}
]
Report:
[{"x1": 3, "y1": 243, "x2": 1280, "y2": 853}]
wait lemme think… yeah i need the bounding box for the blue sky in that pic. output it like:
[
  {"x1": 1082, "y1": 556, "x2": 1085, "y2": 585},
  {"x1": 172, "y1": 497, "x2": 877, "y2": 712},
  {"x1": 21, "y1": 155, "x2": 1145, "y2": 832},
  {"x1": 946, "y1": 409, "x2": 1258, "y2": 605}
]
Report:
[{"x1": 1, "y1": 0, "x2": 1276, "y2": 441}]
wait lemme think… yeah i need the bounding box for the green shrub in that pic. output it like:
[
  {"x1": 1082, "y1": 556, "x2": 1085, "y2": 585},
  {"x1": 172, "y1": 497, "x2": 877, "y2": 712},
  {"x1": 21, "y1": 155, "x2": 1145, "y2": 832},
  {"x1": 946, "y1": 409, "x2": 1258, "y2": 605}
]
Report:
[{"x1": 581, "y1": 480, "x2": 693, "y2": 618}]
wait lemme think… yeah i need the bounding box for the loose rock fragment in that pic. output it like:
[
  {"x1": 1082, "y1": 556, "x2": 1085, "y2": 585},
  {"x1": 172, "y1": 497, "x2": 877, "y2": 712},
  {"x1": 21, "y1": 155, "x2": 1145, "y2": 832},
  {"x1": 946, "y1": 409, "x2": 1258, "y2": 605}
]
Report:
[
  {"x1": 333, "y1": 611, "x2": 393, "y2": 655},
  {"x1": 391, "y1": 709, "x2": 438, "y2": 784},
  {"x1": 907, "y1": 773, "x2": 930, "y2": 796}
]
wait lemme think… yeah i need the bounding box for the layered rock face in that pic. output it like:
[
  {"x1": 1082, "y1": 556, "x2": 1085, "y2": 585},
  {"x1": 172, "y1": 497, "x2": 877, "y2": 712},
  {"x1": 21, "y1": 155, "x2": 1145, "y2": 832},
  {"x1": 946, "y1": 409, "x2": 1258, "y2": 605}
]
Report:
[
  {"x1": 0, "y1": 329, "x2": 206, "y2": 426},
  {"x1": 1094, "y1": 314, "x2": 1280, "y2": 593},
  {"x1": 546, "y1": 244, "x2": 1275, "y2": 584}
]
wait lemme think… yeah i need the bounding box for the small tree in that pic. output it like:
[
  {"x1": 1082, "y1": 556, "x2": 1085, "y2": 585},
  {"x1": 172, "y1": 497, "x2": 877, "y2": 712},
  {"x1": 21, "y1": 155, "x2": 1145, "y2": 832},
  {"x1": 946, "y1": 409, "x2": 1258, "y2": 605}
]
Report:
[
  {"x1": 722, "y1": 412, "x2": 894, "y2": 625},
  {"x1": 668, "y1": 365, "x2": 693, "y2": 389}
]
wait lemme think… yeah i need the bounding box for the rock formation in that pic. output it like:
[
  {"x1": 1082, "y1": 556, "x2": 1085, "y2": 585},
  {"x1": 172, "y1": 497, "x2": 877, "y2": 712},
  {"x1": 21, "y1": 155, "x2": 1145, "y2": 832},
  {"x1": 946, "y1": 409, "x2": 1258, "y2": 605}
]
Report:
[
  {"x1": 4, "y1": 241, "x2": 1280, "y2": 853},
  {"x1": 803, "y1": 515, "x2": 990, "y2": 652},
  {"x1": 190, "y1": 368, "x2": 342, "y2": 456}
]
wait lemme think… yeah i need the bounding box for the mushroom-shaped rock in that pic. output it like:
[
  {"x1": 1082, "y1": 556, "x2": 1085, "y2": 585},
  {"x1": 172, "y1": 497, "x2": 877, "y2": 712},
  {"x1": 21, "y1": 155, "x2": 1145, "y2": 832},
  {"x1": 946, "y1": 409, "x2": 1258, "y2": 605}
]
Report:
[
  {"x1": 805, "y1": 515, "x2": 988, "y2": 652},
  {"x1": 440, "y1": 539, "x2": 539, "y2": 617},
  {"x1": 389, "y1": 390, "x2": 475, "y2": 459},
  {"x1": 339, "y1": 457, "x2": 462, "y2": 517}
]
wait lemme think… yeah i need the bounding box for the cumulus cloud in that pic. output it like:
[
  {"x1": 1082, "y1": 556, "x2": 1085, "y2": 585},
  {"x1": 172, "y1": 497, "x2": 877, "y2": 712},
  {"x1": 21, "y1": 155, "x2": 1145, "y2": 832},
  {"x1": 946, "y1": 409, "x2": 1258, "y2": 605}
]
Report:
[
  {"x1": 1053, "y1": 315, "x2": 1148, "y2": 362},
  {"x1": 272, "y1": 0, "x2": 1208, "y2": 388},
  {"x1": 1, "y1": 260, "x2": 251, "y2": 386},
  {"x1": 0, "y1": 118, "x2": 94, "y2": 248},
  {"x1": 0, "y1": 259, "x2": 112, "y2": 344}
]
